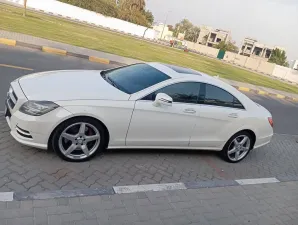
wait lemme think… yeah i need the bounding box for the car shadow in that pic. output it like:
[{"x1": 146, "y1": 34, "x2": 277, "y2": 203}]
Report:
[{"x1": 105, "y1": 148, "x2": 219, "y2": 158}]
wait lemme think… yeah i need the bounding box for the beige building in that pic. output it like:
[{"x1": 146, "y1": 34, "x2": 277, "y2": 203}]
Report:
[
  {"x1": 239, "y1": 37, "x2": 284, "y2": 61},
  {"x1": 152, "y1": 23, "x2": 173, "y2": 40},
  {"x1": 197, "y1": 26, "x2": 231, "y2": 47},
  {"x1": 153, "y1": 23, "x2": 186, "y2": 41}
]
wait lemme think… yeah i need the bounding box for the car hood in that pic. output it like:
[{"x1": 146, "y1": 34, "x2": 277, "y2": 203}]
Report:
[{"x1": 18, "y1": 70, "x2": 130, "y2": 101}]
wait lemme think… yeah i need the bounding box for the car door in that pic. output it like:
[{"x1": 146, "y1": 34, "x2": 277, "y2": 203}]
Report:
[
  {"x1": 126, "y1": 82, "x2": 201, "y2": 147},
  {"x1": 189, "y1": 83, "x2": 247, "y2": 149}
]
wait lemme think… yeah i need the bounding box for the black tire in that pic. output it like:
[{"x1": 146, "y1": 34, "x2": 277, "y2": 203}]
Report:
[
  {"x1": 51, "y1": 117, "x2": 107, "y2": 162},
  {"x1": 220, "y1": 131, "x2": 253, "y2": 163}
]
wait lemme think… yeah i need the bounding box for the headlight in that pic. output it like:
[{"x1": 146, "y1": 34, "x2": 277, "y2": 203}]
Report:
[{"x1": 19, "y1": 101, "x2": 59, "y2": 116}]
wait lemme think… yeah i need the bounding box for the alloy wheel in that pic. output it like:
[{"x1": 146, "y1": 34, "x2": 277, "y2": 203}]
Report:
[
  {"x1": 227, "y1": 135, "x2": 251, "y2": 162},
  {"x1": 58, "y1": 122, "x2": 100, "y2": 160}
]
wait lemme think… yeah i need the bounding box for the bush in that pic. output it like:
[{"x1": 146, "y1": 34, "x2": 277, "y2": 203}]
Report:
[
  {"x1": 59, "y1": 0, "x2": 119, "y2": 17},
  {"x1": 58, "y1": 0, "x2": 154, "y2": 26}
]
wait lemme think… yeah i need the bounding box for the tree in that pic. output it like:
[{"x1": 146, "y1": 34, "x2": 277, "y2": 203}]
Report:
[
  {"x1": 184, "y1": 26, "x2": 200, "y2": 42},
  {"x1": 23, "y1": 0, "x2": 28, "y2": 17},
  {"x1": 173, "y1": 19, "x2": 192, "y2": 37},
  {"x1": 118, "y1": 9, "x2": 148, "y2": 26},
  {"x1": 268, "y1": 49, "x2": 289, "y2": 67},
  {"x1": 172, "y1": 19, "x2": 200, "y2": 41},
  {"x1": 143, "y1": 10, "x2": 154, "y2": 26},
  {"x1": 59, "y1": 0, "x2": 153, "y2": 26},
  {"x1": 215, "y1": 41, "x2": 239, "y2": 53},
  {"x1": 59, "y1": 0, "x2": 119, "y2": 17},
  {"x1": 202, "y1": 34, "x2": 208, "y2": 45},
  {"x1": 120, "y1": 0, "x2": 145, "y2": 11},
  {"x1": 168, "y1": 25, "x2": 174, "y2": 31}
]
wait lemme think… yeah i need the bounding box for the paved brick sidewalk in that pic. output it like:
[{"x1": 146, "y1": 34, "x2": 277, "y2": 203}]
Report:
[
  {"x1": 1, "y1": 115, "x2": 298, "y2": 193},
  {"x1": 0, "y1": 181, "x2": 297, "y2": 225}
]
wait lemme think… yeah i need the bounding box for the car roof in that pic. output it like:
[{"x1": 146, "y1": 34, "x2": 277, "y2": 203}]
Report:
[
  {"x1": 148, "y1": 62, "x2": 202, "y2": 78},
  {"x1": 148, "y1": 62, "x2": 221, "y2": 85}
]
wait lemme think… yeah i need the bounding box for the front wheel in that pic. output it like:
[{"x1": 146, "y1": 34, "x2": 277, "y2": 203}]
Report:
[
  {"x1": 221, "y1": 131, "x2": 253, "y2": 163},
  {"x1": 51, "y1": 117, "x2": 107, "y2": 162}
]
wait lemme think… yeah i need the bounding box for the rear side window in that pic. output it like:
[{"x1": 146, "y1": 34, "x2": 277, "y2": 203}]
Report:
[
  {"x1": 202, "y1": 84, "x2": 244, "y2": 109},
  {"x1": 142, "y1": 82, "x2": 201, "y2": 104}
]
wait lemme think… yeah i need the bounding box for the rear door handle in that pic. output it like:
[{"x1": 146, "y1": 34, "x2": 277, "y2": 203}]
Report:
[
  {"x1": 228, "y1": 113, "x2": 238, "y2": 118},
  {"x1": 184, "y1": 108, "x2": 196, "y2": 114}
]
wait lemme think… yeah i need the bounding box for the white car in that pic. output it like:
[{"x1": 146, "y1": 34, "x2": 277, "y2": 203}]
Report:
[{"x1": 5, "y1": 63, "x2": 273, "y2": 163}]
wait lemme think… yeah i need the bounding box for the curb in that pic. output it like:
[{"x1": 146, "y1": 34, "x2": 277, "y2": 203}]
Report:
[
  {"x1": 233, "y1": 86, "x2": 297, "y2": 102},
  {"x1": 0, "y1": 176, "x2": 298, "y2": 202},
  {"x1": 0, "y1": 38, "x2": 125, "y2": 67}
]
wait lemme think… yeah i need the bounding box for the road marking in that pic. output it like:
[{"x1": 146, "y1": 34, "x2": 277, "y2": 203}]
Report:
[
  {"x1": 236, "y1": 178, "x2": 279, "y2": 185},
  {"x1": 0, "y1": 64, "x2": 33, "y2": 71},
  {"x1": 258, "y1": 90, "x2": 267, "y2": 95},
  {"x1": 276, "y1": 94, "x2": 285, "y2": 99},
  {"x1": 89, "y1": 56, "x2": 110, "y2": 64},
  {"x1": 0, "y1": 192, "x2": 13, "y2": 202},
  {"x1": 0, "y1": 38, "x2": 16, "y2": 46},
  {"x1": 238, "y1": 87, "x2": 250, "y2": 92},
  {"x1": 113, "y1": 183, "x2": 186, "y2": 194},
  {"x1": 42, "y1": 46, "x2": 67, "y2": 55}
]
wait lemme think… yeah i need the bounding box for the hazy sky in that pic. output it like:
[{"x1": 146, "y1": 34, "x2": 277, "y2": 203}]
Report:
[{"x1": 146, "y1": 0, "x2": 298, "y2": 60}]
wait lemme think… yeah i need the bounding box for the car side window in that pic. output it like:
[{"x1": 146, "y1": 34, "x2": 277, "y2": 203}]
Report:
[
  {"x1": 142, "y1": 82, "x2": 201, "y2": 104},
  {"x1": 203, "y1": 84, "x2": 245, "y2": 109}
]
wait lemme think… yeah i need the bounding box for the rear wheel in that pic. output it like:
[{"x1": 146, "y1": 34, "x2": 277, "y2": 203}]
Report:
[
  {"x1": 52, "y1": 117, "x2": 107, "y2": 162},
  {"x1": 221, "y1": 131, "x2": 253, "y2": 163}
]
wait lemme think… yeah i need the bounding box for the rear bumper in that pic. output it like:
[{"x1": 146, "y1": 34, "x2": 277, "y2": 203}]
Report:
[{"x1": 254, "y1": 134, "x2": 273, "y2": 149}]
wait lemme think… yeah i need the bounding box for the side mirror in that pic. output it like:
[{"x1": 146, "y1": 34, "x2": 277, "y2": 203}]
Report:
[{"x1": 153, "y1": 93, "x2": 173, "y2": 107}]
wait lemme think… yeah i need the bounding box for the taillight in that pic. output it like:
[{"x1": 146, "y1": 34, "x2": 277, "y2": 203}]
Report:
[{"x1": 268, "y1": 117, "x2": 273, "y2": 127}]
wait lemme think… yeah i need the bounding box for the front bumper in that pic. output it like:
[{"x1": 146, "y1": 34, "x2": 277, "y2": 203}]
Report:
[
  {"x1": 6, "y1": 107, "x2": 72, "y2": 150},
  {"x1": 5, "y1": 81, "x2": 72, "y2": 149}
]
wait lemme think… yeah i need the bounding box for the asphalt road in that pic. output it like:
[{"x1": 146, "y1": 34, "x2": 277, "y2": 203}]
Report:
[{"x1": 1, "y1": 45, "x2": 298, "y2": 135}]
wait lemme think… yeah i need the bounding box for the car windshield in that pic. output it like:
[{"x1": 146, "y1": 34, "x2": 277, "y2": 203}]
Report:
[{"x1": 103, "y1": 64, "x2": 170, "y2": 94}]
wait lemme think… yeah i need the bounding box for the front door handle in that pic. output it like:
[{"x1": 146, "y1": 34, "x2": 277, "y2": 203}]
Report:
[
  {"x1": 228, "y1": 113, "x2": 238, "y2": 118},
  {"x1": 184, "y1": 108, "x2": 196, "y2": 114}
]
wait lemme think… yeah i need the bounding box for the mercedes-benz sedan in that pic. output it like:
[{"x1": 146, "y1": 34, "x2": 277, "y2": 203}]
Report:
[{"x1": 5, "y1": 63, "x2": 273, "y2": 163}]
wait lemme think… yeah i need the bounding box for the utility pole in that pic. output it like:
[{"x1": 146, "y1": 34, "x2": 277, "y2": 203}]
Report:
[
  {"x1": 160, "y1": 11, "x2": 170, "y2": 40},
  {"x1": 23, "y1": 0, "x2": 28, "y2": 17}
]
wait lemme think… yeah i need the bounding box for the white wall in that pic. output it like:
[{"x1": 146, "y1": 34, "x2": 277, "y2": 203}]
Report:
[
  {"x1": 7, "y1": 0, "x2": 156, "y2": 39},
  {"x1": 272, "y1": 65, "x2": 298, "y2": 83}
]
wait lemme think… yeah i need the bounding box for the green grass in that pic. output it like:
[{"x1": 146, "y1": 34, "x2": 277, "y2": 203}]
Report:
[{"x1": 1, "y1": 4, "x2": 298, "y2": 94}]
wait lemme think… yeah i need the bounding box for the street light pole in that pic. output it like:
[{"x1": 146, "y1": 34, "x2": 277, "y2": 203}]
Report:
[{"x1": 160, "y1": 11, "x2": 170, "y2": 40}]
